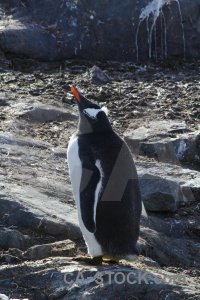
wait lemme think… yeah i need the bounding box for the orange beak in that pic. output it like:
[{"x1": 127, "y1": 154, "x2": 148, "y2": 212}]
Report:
[{"x1": 71, "y1": 86, "x2": 81, "y2": 102}]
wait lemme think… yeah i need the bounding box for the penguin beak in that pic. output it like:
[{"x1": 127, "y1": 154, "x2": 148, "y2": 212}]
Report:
[
  {"x1": 71, "y1": 86, "x2": 88, "y2": 107},
  {"x1": 71, "y1": 86, "x2": 100, "y2": 111},
  {"x1": 71, "y1": 86, "x2": 81, "y2": 103}
]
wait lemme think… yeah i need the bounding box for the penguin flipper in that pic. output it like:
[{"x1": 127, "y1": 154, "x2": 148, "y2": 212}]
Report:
[{"x1": 80, "y1": 156, "x2": 101, "y2": 233}]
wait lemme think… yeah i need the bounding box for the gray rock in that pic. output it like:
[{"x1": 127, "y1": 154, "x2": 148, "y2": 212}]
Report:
[
  {"x1": 0, "y1": 145, "x2": 80, "y2": 255},
  {"x1": 137, "y1": 161, "x2": 200, "y2": 212},
  {"x1": 140, "y1": 226, "x2": 200, "y2": 267},
  {"x1": 124, "y1": 120, "x2": 200, "y2": 168},
  {"x1": 0, "y1": 229, "x2": 29, "y2": 250},
  {"x1": 19, "y1": 105, "x2": 77, "y2": 123},
  {"x1": 139, "y1": 173, "x2": 180, "y2": 212},
  {"x1": 0, "y1": 132, "x2": 50, "y2": 149},
  {"x1": 185, "y1": 217, "x2": 200, "y2": 236},
  {"x1": 0, "y1": 184, "x2": 80, "y2": 240},
  {"x1": 0, "y1": 258, "x2": 199, "y2": 300},
  {"x1": 23, "y1": 240, "x2": 76, "y2": 260},
  {"x1": 142, "y1": 257, "x2": 161, "y2": 268},
  {"x1": 0, "y1": 0, "x2": 200, "y2": 61},
  {"x1": 1, "y1": 248, "x2": 24, "y2": 263},
  {"x1": 89, "y1": 66, "x2": 110, "y2": 85},
  {"x1": 0, "y1": 132, "x2": 81, "y2": 241}
]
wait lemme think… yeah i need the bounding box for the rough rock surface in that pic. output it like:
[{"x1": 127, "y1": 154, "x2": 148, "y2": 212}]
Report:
[
  {"x1": 1, "y1": 0, "x2": 200, "y2": 61},
  {"x1": 124, "y1": 120, "x2": 200, "y2": 168},
  {"x1": 0, "y1": 58, "x2": 200, "y2": 299},
  {"x1": 137, "y1": 161, "x2": 200, "y2": 212},
  {"x1": 1, "y1": 258, "x2": 200, "y2": 300}
]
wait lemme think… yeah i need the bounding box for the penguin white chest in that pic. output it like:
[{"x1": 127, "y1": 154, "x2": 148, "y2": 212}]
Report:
[
  {"x1": 67, "y1": 135, "x2": 82, "y2": 199},
  {"x1": 67, "y1": 135, "x2": 103, "y2": 257}
]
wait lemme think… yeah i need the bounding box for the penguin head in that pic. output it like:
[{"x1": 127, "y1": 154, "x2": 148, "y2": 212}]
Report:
[{"x1": 71, "y1": 86, "x2": 112, "y2": 134}]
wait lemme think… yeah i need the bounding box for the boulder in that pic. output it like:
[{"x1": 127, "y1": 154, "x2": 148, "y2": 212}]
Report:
[
  {"x1": 0, "y1": 229, "x2": 29, "y2": 251},
  {"x1": 140, "y1": 226, "x2": 200, "y2": 267},
  {"x1": 23, "y1": 240, "x2": 76, "y2": 260},
  {"x1": 0, "y1": 258, "x2": 199, "y2": 300},
  {"x1": 19, "y1": 104, "x2": 78, "y2": 123},
  {"x1": 88, "y1": 66, "x2": 110, "y2": 85},
  {"x1": 124, "y1": 120, "x2": 200, "y2": 168},
  {"x1": 137, "y1": 161, "x2": 200, "y2": 212},
  {"x1": 0, "y1": 0, "x2": 200, "y2": 62},
  {"x1": 0, "y1": 132, "x2": 81, "y2": 241}
]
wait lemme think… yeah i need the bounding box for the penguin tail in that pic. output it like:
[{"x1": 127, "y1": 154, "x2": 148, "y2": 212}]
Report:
[{"x1": 141, "y1": 201, "x2": 148, "y2": 219}]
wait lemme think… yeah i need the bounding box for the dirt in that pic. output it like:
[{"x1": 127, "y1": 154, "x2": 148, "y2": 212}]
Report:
[{"x1": 1, "y1": 57, "x2": 200, "y2": 145}]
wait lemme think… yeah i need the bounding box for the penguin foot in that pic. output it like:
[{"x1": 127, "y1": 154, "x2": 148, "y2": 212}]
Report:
[
  {"x1": 102, "y1": 254, "x2": 139, "y2": 263},
  {"x1": 73, "y1": 255, "x2": 102, "y2": 265},
  {"x1": 102, "y1": 254, "x2": 122, "y2": 263}
]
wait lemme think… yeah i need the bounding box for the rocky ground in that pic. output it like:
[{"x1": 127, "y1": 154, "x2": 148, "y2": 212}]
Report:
[{"x1": 0, "y1": 54, "x2": 200, "y2": 299}]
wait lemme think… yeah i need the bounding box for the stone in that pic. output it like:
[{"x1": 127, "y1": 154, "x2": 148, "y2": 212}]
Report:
[
  {"x1": 19, "y1": 105, "x2": 77, "y2": 123},
  {"x1": 0, "y1": 248, "x2": 24, "y2": 264},
  {"x1": 142, "y1": 257, "x2": 161, "y2": 268},
  {"x1": 0, "y1": 229, "x2": 29, "y2": 251},
  {"x1": 0, "y1": 1, "x2": 200, "y2": 62},
  {"x1": 0, "y1": 132, "x2": 81, "y2": 241},
  {"x1": 139, "y1": 173, "x2": 180, "y2": 212},
  {"x1": 185, "y1": 217, "x2": 200, "y2": 236},
  {"x1": 0, "y1": 184, "x2": 80, "y2": 240},
  {"x1": 124, "y1": 120, "x2": 200, "y2": 168},
  {"x1": 89, "y1": 66, "x2": 110, "y2": 85},
  {"x1": 140, "y1": 225, "x2": 200, "y2": 267},
  {"x1": 0, "y1": 132, "x2": 50, "y2": 149},
  {"x1": 137, "y1": 161, "x2": 200, "y2": 212},
  {"x1": 23, "y1": 240, "x2": 76, "y2": 260},
  {"x1": 0, "y1": 258, "x2": 199, "y2": 300}
]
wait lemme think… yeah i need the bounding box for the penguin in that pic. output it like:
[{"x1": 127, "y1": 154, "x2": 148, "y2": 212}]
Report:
[{"x1": 67, "y1": 86, "x2": 146, "y2": 261}]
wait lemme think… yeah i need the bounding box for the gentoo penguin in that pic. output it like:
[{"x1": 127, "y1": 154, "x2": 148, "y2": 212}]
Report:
[{"x1": 67, "y1": 86, "x2": 146, "y2": 261}]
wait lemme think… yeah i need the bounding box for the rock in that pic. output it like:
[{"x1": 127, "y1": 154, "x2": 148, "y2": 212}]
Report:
[
  {"x1": 23, "y1": 240, "x2": 76, "y2": 260},
  {"x1": 0, "y1": 229, "x2": 29, "y2": 251},
  {"x1": 142, "y1": 257, "x2": 161, "y2": 268},
  {"x1": 0, "y1": 132, "x2": 50, "y2": 149},
  {"x1": 0, "y1": 132, "x2": 81, "y2": 241},
  {"x1": 137, "y1": 237, "x2": 148, "y2": 255},
  {"x1": 89, "y1": 66, "x2": 110, "y2": 85},
  {"x1": 185, "y1": 217, "x2": 200, "y2": 236},
  {"x1": 0, "y1": 184, "x2": 80, "y2": 240},
  {"x1": 0, "y1": 0, "x2": 200, "y2": 61},
  {"x1": 140, "y1": 226, "x2": 200, "y2": 267},
  {"x1": 0, "y1": 258, "x2": 199, "y2": 300},
  {"x1": 137, "y1": 161, "x2": 200, "y2": 212},
  {"x1": 124, "y1": 120, "x2": 200, "y2": 168},
  {"x1": 1, "y1": 254, "x2": 21, "y2": 264},
  {"x1": 1, "y1": 248, "x2": 24, "y2": 263},
  {"x1": 140, "y1": 173, "x2": 180, "y2": 212},
  {"x1": 19, "y1": 105, "x2": 77, "y2": 123},
  {"x1": 0, "y1": 49, "x2": 10, "y2": 70}
]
